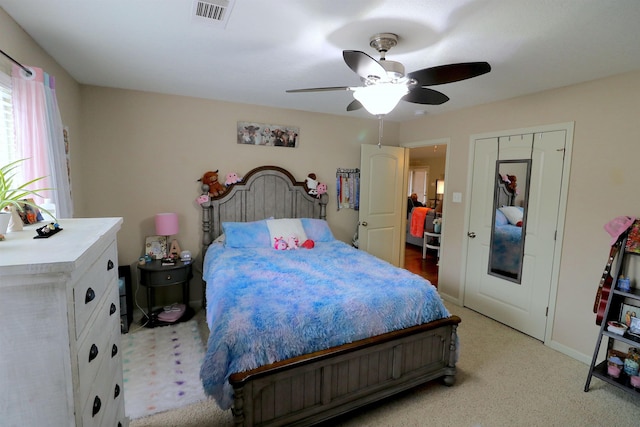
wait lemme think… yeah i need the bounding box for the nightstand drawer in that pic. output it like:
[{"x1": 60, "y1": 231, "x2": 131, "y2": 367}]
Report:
[{"x1": 145, "y1": 267, "x2": 189, "y2": 286}]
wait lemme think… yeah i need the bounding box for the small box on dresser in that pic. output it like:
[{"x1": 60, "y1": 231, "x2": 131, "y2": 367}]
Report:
[{"x1": 0, "y1": 218, "x2": 129, "y2": 427}]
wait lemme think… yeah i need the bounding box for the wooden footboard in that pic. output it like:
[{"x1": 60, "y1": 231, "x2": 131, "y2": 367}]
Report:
[{"x1": 229, "y1": 315, "x2": 461, "y2": 427}]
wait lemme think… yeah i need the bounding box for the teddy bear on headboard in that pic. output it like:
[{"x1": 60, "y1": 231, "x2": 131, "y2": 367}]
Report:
[{"x1": 199, "y1": 170, "x2": 226, "y2": 197}]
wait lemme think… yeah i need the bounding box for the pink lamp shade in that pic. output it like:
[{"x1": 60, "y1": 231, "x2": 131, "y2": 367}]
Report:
[{"x1": 155, "y1": 213, "x2": 179, "y2": 236}]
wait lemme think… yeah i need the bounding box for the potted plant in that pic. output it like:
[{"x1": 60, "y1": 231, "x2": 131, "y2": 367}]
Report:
[{"x1": 0, "y1": 158, "x2": 55, "y2": 236}]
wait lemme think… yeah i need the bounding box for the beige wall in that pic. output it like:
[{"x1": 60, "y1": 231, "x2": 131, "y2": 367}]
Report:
[
  {"x1": 400, "y1": 70, "x2": 640, "y2": 360},
  {"x1": 78, "y1": 86, "x2": 398, "y2": 303}
]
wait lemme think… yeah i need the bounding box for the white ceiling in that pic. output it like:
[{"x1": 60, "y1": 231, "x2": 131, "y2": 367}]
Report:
[{"x1": 2, "y1": 0, "x2": 640, "y2": 122}]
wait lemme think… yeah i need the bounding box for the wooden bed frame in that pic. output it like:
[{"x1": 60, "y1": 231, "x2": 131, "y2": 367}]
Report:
[{"x1": 200, "y1": 165, "x2": 461, "y2": 427}]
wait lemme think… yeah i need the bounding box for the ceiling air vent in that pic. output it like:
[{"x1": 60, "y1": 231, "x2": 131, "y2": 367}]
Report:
[{"x1": 192, "y1": 0, "x2": 235, "y2": 27}]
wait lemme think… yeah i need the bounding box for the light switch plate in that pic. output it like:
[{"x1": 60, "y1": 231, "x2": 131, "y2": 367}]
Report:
[{"x1": 453, "y1": 192, "x2": 462, "y2": 203}]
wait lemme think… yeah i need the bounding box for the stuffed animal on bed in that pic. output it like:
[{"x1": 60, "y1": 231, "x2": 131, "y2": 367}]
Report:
[
  {"x1": 273, "y1": 236, "x2": 288, "y2": 250},
  {"x1": 199, "y1": 170, "x2": 226, "y2": 197},
  {"x1": 286, "y1": 235, "x2": 299, "y2": 250}
]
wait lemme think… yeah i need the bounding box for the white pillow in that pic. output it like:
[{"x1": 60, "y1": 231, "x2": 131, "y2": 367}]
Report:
[
  {"x1": 498, "y1": 206, "x2": 523, "y2": 226},
  {"x1": 266, "y1": 218, "x2": 308, "y2": 247}
]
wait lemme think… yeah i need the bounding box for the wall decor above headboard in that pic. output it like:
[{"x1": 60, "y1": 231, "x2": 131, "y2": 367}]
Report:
[{"x1": 199, "y1": 165, "x2": 328, "y2": 252}]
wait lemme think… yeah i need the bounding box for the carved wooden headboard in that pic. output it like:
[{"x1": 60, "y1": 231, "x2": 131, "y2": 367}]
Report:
[{"x1": 199, "y1": 165, "x2": 328, "y2": 254}]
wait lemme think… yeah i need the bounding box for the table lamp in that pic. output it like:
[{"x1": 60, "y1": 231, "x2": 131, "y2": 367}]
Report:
[{"x1": 155, "y1": 212, "x2": 180, "y2": 258}]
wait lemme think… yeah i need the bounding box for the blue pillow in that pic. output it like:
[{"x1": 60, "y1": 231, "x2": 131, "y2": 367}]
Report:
[
  {"x1": 222, "y1": 220, "x2": 271, "y2": 248},
  {"x1": 301, "y1": 218, "x2": 335, "y2": 242},
  {"x1": 494, "y1": 209, "x2": 509, "y2": 226}
]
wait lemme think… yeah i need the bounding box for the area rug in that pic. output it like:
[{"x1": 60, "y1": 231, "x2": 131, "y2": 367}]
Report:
[{"x1": 122, "y1": 320, "x2": 207, "y2": 420}]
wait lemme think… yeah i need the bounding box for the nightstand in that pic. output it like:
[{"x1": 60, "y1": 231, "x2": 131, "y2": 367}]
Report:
[{"x1": 137, "y1": 260, "x2": 194, "y2": 328}]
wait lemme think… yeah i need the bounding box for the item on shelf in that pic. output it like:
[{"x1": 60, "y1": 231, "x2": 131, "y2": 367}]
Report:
[
  {"x1": 606, "y1": 321, "x2": 627, "y2": 335},
  {"x1": 630, "y1": 316, "x2": 640, "y2": 336},
  {"x1": 630, "y1": 375, "x2": 640, "y2": 388},
  {"x1": 607, "y1": 364, "x2": 622, "y2": 378},
  {"x1": 624, "y1": 348, "x2": 640, "y2": 376},
  {"x1": 616, "y1": 276, "x2": 631, "y2": 292},
  {"x1": 608, "y1": 355, "x2": 624, "y2": 366}
]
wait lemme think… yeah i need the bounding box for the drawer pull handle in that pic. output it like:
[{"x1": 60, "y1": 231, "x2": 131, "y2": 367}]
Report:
[
  {"x1": 92, "y1": 396, "x2": 101, "y2": 417},
  {"x1": 112, "y1": 344, "x2": 118, "y2": 358},
  {"x1": 107, "y1": 259, "x2": 114, "y2": 271},
  {"x1": 110, "y1": 303, "x2": 117, "y2": 315},
  {"x1": 89, "y1": 344, "x2": 99, "y2": 362},
  {"x1": 85, "y1": 288, "x2": 95, "y2": 304},
  {"x1": 114, "y1": 383, "x2": 120, "y2": 399},
  {"x1": 166, "y1": 274, "x2": 172, "y2": 280}
]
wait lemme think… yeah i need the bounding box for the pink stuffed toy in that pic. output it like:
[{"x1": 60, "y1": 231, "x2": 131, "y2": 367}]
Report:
[
  {"x1": 286, "y1": 235, "x2": 299, "y2": 250},
  {"x1": 316, "y1": 183, "x2": 327, "y2": 198},
  {"x1": 225, "y1": 172, "x2": 242, "y2": 186},
  {"x1": 273, "y1": 236, "x2": 288, "y2": 250}
]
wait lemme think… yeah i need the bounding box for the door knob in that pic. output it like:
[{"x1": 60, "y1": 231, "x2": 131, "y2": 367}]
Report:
[
  {"x1": 467, "y1": 232, "x2": 476, "y2": 238},
  {"x1": 361, "y1": 221, "x2": 368, "y2": 227}
]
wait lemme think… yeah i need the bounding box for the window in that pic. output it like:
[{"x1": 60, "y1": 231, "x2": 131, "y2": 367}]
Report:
[{"x1": 0, "y1": 71, "x2": 22, "y2": 183}]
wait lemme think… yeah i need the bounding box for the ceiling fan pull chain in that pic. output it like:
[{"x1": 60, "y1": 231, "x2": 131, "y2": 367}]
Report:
[{"x1": 378, "y1": 115, "x2": 384, "y2": 148}]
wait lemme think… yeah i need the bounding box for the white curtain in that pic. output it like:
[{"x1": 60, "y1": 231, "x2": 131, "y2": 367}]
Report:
[{"x1": 11, "y1": 65, "x2": 72, "y2": 218}]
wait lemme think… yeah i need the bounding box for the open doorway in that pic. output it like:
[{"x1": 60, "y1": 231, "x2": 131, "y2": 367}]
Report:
[{"x1": 403, "y1": 142, "x2": 448, "y2": 286}]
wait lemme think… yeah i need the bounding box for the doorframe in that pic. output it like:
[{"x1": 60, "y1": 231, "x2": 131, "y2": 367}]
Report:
[
  {"x1": 460, "y1": 122, "x2": 574, "y2": 345},
  {"x1": 400, "y1": 137, "x2": 451, "y2": 270}
]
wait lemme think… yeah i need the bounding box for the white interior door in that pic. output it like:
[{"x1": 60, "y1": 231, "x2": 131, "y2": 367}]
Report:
[
  {"x1": 464, "y1": 130, "x2": 566, "y2": 341},
  {"x1": 359, "y1": 144, "x2": 408, "y2": 266}
]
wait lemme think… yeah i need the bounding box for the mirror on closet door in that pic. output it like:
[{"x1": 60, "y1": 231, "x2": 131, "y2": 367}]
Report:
[{"x1": 488, "y1": 159, "x2": 531, "y2": 284}]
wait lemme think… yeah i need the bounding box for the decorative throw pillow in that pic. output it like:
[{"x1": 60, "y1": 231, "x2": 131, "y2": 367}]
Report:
[
  {"x1": 222, "y1": 220, "x2": 271, "y2": 248},
  {"x1": 266, "y1": 218, "x2": 308, "y2": 248},
  {"x1": 301, "y1": 218, "x2": 334, "y2": 242},
  {"x1": 494, "y1": 209, "x2": 509, "y2": 226},
  {"x1": 498, "y1": 206, "x2": 524, "y2": 226}
]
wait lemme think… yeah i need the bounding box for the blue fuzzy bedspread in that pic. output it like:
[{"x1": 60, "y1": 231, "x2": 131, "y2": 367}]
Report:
[
  {"x1": 491, "y1": 224, "x2": 523, "y2": 275},
  {"x1": 200, "y1": 240, "x2": 450, "y2": 409}
]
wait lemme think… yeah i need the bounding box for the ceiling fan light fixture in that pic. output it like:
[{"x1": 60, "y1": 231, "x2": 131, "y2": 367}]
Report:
[{"x1": 352, "y1": 84, "x2": 408, "y2": 115}]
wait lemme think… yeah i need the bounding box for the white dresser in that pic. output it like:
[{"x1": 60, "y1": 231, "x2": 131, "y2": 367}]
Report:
[{"x1": 0, "y1": 218, "x2": 128, "y2": 427}]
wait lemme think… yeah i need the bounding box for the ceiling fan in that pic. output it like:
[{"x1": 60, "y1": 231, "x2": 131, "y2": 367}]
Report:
[{"x1": 286, "y1": 33, "x2": 491, "y2": 116}]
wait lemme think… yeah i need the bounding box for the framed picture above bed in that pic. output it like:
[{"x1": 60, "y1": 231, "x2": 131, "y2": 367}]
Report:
[{"x1": 237, "y1": 121, "x2": 299, "y2": 147}]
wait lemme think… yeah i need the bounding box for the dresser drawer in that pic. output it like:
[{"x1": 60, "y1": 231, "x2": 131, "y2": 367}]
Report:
[
  {"x1": 80, "y1": 314, "x2": 123, "y2": 427},
  {"x1": 77, "y1": 283, "x2": 120, "y2": 404},
  {"x1": 99, "y1": 369, "x2": 126, "y2": 427},
  {"x1": 75, "y1": 241, "x2": 118, "y2": 339},
  {"x1": 81, "y1": 352, "x2": 123, "y2": 427},
  {"x1": 145, "y1": 267, "x2": 189, "y2": 286}
]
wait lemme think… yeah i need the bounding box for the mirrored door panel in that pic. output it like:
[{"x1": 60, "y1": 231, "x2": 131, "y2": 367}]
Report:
[{"x1": 488, "y1": 159, "x2": 531, "y2": 283}]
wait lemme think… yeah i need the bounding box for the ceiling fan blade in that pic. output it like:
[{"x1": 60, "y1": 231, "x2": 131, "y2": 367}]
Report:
[
  {"x1": 408, "y1": 62, "x2": 491, "y2": 86},
  {"x1": 343, "y1": 50, "x2": 387, "y2": 80},
  {"x1": 403, "y1": 87, "x2": 450, "y2": 105},
  {"x1": 346, "y1": 99, "x2": 363, "y2": 111},
  {"x1": 286, "y1": 86, "x2": 351, "y2": 93}
]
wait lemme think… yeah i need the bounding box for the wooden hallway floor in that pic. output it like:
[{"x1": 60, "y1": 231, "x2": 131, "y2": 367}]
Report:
[{"x1": 404, "y1": 243, "x2": 439, "y2": 287}]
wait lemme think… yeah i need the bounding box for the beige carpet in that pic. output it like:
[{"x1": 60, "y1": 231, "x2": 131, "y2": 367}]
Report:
[{"x1": 130, "y1": 303, "x2": 639, "y2": 427}]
